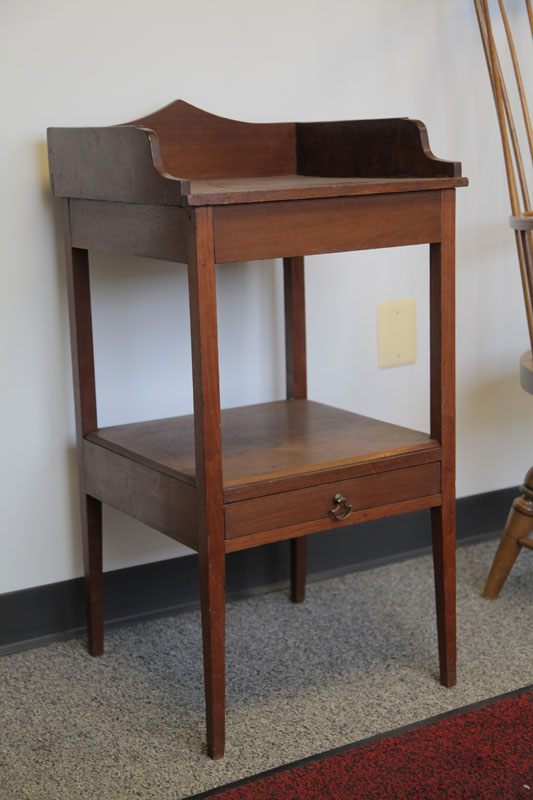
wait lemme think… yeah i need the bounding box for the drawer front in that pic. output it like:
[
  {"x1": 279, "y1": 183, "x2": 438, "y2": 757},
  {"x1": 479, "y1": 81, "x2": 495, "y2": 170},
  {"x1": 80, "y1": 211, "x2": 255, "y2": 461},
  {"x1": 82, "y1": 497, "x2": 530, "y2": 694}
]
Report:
[{"x1": 225, "y1": 462, "x2": 441, "y2": 540}]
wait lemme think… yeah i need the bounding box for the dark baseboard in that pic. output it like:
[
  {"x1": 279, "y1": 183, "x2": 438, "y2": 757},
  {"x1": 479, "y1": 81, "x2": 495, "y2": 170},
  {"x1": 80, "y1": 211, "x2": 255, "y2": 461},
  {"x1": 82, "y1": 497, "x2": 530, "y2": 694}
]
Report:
[{"x1": 0, "y1": 487, "x2": 516, "y2": 656}]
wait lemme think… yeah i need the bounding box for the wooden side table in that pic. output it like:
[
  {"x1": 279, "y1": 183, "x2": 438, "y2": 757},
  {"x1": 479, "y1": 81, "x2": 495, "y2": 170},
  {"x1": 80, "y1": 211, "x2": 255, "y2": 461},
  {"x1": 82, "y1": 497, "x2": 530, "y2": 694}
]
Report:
[{"x1": 47, "y1": 101, "x2": 467, "y2": 758}]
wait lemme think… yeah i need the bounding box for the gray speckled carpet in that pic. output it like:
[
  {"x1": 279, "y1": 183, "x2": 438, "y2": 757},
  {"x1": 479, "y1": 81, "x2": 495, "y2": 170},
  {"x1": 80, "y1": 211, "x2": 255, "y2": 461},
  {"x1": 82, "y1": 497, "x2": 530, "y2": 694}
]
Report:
[{"x1": 1, "y1": 539, "x2": 531, "y2": 800}]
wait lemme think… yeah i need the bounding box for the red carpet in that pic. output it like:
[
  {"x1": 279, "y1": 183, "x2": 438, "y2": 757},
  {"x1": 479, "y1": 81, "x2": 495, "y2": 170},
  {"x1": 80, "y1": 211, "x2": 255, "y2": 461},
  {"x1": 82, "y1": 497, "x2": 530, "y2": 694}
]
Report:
[{"x1": 191, "y1": 688, "x2": 533, "y2": 799}]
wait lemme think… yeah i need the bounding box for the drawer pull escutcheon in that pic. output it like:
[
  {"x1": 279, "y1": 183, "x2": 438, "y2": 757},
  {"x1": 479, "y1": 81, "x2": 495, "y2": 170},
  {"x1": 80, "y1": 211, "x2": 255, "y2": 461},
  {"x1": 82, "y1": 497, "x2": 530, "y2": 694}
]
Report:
[{"x1": 331, "y1": 492, "x2": 353, "y2": 521}]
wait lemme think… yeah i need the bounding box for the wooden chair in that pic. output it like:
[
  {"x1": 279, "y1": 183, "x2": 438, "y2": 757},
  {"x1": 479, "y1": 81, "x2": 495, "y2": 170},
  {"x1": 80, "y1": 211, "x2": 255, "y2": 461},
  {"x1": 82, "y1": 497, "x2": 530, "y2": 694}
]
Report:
[{"x1": 473, "y1": 0, "x2": 533, "y2": 598}]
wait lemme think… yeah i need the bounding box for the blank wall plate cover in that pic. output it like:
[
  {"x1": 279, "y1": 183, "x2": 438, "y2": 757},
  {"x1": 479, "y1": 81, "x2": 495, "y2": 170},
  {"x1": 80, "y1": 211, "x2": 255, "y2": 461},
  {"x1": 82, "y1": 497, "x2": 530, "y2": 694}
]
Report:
[{"x1": 377, "y1": 298, "x2": 416, "y2": 368}]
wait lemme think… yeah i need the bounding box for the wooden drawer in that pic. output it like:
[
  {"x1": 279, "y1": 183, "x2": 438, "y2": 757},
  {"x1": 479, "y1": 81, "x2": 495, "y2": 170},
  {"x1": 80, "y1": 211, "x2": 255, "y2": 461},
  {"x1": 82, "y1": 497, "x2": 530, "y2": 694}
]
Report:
[{"x1": 225, "y1": 461, "x2": 441, "y2": 540}]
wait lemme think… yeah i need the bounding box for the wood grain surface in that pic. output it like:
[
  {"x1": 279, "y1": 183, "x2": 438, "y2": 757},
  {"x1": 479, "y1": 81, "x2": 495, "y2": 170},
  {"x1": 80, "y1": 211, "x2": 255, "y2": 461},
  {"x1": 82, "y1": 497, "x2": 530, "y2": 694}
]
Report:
[
  {"x1": 49, "y1": 102, "x2": 467, "y2": 208},
  {"x1": 225, "y1": 462, "x2": 441, "y2": 540},
  {"x1": 70, "y1": 200, "x2": 188, "y2": 263},
  {"x1": 83, "y1": 441, "x2": 197, "y2": 549},
  {"x1": 296, "y1": 118, "x2": 462, "y2": 178},
  {"x1": 283, "y1": 256, "x2": 308, "y2": 602},
  {"x1": 129, "y1": 99, "x2": 296, "y2": 180},
  {"x1": 48, "y1": 126, "x2": 187, "y2": 204},
  {"x1": 187, "y1": 175, "x2": 467, "y2": 206},
  {"x1": 62, "y1": 201, "x2": 103, "y2": 656},
  {"x1": 86, "y1": 400, "x2": 439, "y2": 497},
  {"x1": 225, "y1": 495, "x2": 442, "y2": 553},
  {"x1": 430, "y1": 190, "x2": 457, "y2": 687},
  {"x1": 187, "y1": 207, "x2": 226, "y2": 759},
  {"x1": 213, "y1": 191, "x2": 442, "y2": 263}
]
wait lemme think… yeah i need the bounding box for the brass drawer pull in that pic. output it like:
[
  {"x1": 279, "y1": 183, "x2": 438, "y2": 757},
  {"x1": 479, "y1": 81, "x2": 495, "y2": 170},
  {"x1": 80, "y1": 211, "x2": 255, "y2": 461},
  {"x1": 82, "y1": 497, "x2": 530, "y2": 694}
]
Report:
[{"x1": 331, "y1": 492, "x2": 352, "y2": 521}]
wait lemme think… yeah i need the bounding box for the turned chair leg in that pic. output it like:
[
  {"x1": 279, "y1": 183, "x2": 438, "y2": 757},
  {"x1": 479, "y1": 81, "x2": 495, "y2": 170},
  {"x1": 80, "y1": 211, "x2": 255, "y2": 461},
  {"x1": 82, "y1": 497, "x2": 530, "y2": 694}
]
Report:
[
  {"x1": 290, "y1": 537, "x2": 307, "y2": 603},
  {"x1": 431, "y1": 503, "x2": 456, "y2": 687},
  {"x1": 483, "y1": 468, "x2": 533, "y2": 599},
  {"x1": 82, "y1": 494, "x2": 103, "y2": 656}
]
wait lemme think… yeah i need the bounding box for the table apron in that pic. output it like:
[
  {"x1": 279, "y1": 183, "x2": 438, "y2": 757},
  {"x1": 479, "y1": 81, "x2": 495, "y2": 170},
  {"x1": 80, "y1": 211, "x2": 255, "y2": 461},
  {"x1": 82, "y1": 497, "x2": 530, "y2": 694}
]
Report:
[{"x1": 213, "y1": 190, "x2": 442, "y2": 263}]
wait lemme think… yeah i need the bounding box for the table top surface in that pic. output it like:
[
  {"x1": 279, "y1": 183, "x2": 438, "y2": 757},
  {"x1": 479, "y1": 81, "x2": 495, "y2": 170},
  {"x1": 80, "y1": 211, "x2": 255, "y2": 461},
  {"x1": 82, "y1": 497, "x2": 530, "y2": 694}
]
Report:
[
  {"x1": 185, "y1": 174, "x2": 468, "y2": 206},
  {"x1": 87, "y1": 400, "x2": 440, "y2": 500},
  {"x1": 47, "y1": 101, "x2": 468, "y2": 207}
]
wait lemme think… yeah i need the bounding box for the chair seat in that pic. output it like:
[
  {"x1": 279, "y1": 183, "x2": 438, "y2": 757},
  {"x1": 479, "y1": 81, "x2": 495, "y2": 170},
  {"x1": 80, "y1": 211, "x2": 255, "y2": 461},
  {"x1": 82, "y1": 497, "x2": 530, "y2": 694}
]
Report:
[
  {"x1": 520, "y1": 351, "x2": 533, "y2": 394},
  {"x1": 510, "y1": 212, "x2": 533, "y2": 231}
]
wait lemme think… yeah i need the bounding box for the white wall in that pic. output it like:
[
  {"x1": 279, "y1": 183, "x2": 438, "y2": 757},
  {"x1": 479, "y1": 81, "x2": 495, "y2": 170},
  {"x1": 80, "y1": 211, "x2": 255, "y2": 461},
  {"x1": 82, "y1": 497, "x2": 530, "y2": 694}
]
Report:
[{"x1": 1, "y1": 0, "x2": 532, "y2": 593}]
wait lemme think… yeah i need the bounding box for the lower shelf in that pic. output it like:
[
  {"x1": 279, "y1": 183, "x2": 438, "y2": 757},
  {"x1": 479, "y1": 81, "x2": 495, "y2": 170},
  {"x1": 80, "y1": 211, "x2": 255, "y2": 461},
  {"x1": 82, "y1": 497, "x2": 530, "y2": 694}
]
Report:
[
  {"x1": 87, "y1": 400, "x2": 440, "y2": 497},
  {"x1": 84, "y1": 399, "x2": 443, "y2": 551}
]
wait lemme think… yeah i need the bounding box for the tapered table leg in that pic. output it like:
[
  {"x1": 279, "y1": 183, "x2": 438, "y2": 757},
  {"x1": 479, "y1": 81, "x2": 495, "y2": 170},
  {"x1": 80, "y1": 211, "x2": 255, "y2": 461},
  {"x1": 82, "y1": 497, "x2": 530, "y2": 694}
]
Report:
[
  {"x1": 430, "y1": 191, "x2": 457, "y2": 687},
  {"x1": 198, "y1": 548, "x2": 225, "y2": 758},
  {"x1": 82, "y1": 495, "x2": 103, "y2": 655},
  {"x1": 431, "y1": 505, "x2": 456, "y2": 686},
  {"x1": 62, "y1": 200, "x2": 103, "y2": 656},
  {"x1": 290, "y1": 538, "x2": 307, "y2": 603},
  {"x1": 188, "y1": 207, "x2": 226, "y2": 759},
  {"x1": 284, "y1": 256, "x2": 308, "y2": 603}
]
